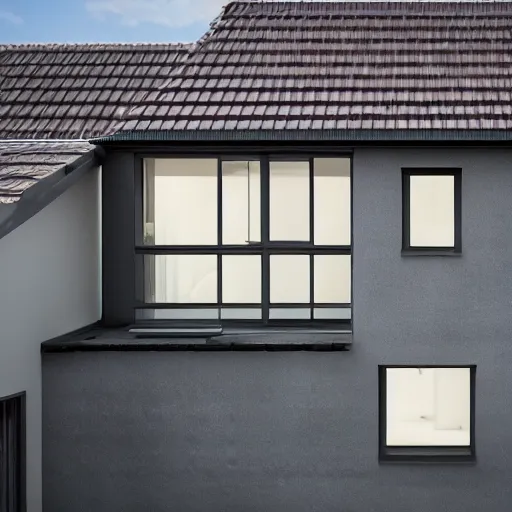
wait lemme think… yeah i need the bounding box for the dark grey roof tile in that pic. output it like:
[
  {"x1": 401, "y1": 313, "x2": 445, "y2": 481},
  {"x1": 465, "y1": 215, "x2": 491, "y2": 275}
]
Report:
[
  {"x1": 212, "y1": 120, "x2": 226, "y2": 129},
  {"x1": 7, "y1": 4, "x2": 512, "y2": 137},
  {"x1": 0, "y1": 141, "x2": 94, "y2": 203},
  {"x1": 385, "y1": 119, "x2": 396, "y2": 129},
  {"x1": 198, "y1": 119, "x2": 214, "y2": 129},
  {"x1": 205, "y1": 105, "x2": 220, "y2": 116},
  {"x1": 0, "y1": 42, "x2": 191, "y2": 139},
  {"x1": 186, "y1": 119, "x2": 201, "y2": 130},
  {"x1": 123, "y1": 119, "x2": 138, "y2": 131}
]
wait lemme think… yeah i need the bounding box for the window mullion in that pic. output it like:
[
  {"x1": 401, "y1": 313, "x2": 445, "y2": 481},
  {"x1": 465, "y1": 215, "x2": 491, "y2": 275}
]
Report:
[
  {"x1": 310, "y1": 254, "x2": 314, "y2": 320},
  {"x1": 217, "y1": 159, "x2": 223, "y2": 307},
  {"x1": 402, "y1": 170, "x2": 411, "y2": 250},
  {"x1": 246, "y1": 161, "x2": 251, "y2": 243},
  {"x1": 309, "y1": 158, "x2": 315, "y2": 320},
  {"x1": 454, "y1": 170, "x2": 462, "y2": 252},
  {"x1": 309, "y1": 157, "x2": 314, "y2": 244},
  {"x1": 261, "y1": 155, "x2": 270, "y2": 323},
  {"x1": 135, "y1": 157, "x2": 146, "y2": 304}
]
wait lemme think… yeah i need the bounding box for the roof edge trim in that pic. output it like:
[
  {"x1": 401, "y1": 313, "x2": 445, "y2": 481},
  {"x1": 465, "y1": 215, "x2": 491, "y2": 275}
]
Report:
[
  {"x1": 93, "y1": 129, "x2": 512, "y2": 144},
  {"x1": 0, "y1": 148, "x2": 100, "y2": 241},
  {"x1": 0, "y1": 139, "x2": 90, "y2": 143}
]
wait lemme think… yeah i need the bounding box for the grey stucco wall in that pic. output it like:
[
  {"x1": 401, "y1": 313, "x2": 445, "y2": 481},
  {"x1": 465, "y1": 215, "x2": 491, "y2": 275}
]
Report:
[
  {"x1": 43, "y1": 148, "x2": 512, "y2": 511},
  {"x1": 0, "y1": 168, "x2": 102, "y2": 512}
]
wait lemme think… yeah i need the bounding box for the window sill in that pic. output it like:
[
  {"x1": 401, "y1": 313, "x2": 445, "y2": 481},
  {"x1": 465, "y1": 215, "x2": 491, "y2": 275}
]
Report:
[
  {"x1": 401, "y1": 249, "x2": 462, "y2": 257},
  {"x1": 380, "y1": 446, "x2": 475, "y2": 464}
]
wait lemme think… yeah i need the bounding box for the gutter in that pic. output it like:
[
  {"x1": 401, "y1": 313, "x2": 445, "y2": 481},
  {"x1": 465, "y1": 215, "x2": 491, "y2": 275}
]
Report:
[
  {"x1": 93, "y1": 129, "x2": 512, "y2": 144},
  {"x1": 0, "y1": 139, "x2": 90, "y2": 143}
]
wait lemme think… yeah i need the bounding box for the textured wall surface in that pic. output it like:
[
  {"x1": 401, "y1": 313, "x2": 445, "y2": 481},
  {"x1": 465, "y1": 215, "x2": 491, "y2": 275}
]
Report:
[
  {"x1": 43, "y1": 148, "x2": 512, "y2": 512},
  {"x1": 0, "y1": 168, "x2": 101, "y2": 512}
]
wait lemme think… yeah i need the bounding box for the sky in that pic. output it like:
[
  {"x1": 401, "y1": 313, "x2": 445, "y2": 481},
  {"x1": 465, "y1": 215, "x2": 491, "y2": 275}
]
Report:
[
  {"x1": 0, "y1": 0, "x2": 227, "y2": 44},
  {"x1": 0, "y1": 0, "x2": 495, "y2": 44}
]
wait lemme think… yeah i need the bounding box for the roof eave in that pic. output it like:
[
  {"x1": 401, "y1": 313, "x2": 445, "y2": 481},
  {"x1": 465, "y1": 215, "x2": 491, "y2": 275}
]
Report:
[{"x1": 93, "y1": 129, "x2": 512, "y2": 144}]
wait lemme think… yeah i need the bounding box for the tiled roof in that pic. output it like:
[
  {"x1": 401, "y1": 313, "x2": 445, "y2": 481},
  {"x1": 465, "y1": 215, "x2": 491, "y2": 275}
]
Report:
[
  {"x1": 0, "y1": 43, "x2": 191, "y2": 139},
  {"x1": 0, "y1": 142, "x2": 94, "y2": 203},
  {"x1": 119, "y1": 1, "x2": 512, "y2": 134}
]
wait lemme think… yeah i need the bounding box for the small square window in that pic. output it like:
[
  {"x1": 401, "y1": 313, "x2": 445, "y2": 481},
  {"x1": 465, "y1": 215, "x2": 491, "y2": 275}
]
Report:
[
  {"x1": 402, "y1": 168, "x2": 462, "y2": 254},
  {"x1": 379, "y1": 366, "x2": 476, "y2": 462}
]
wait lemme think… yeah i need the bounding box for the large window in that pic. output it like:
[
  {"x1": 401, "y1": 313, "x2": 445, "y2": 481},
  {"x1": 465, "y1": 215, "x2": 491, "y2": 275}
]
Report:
[
  {"x1": 402, "y1": 168, "x2": 462, "y2": 254},
  {"x1": 379, "y1": 366, "x2": 476, "y2": 462},
  {"x1": 138, "y1": 157, "x2": 351, "y2": 324},
  {"x1": 0, "y1": 392, "x2": 26, "y2": 512}
]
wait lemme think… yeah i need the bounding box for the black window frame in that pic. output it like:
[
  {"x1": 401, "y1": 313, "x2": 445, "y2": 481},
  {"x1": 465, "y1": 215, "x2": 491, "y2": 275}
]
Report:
[
  {"x1": 134, "y1": 153, "x2": 353, "y2": 327},
  {"x1": 0, "y1": 392, "x2": 26, "y2": 512},
  {"x1": 378, "y1": 365, "x2": 476, "y2": 463},
  {"x1": 402, "y1": 168, "x2": 462, "y2": 255}
]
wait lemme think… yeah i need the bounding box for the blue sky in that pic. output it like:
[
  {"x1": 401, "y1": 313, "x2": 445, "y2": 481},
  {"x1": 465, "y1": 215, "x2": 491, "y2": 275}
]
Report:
[
  {"x1": 0, "y1": 0, "x2": 226, "y2": 43},
  {"x1": 0, "y1": 0, "x2": 476, "y2": 44}
]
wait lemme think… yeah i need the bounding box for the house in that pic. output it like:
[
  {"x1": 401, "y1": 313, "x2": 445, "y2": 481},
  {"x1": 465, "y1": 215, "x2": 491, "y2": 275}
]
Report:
[{"x1": 2, "y1": 1, "x2": 512, "y2": 511}]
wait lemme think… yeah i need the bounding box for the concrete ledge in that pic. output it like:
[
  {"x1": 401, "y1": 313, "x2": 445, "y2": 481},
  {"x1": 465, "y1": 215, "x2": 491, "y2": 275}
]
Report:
[{"x1": 41, "y1": 326, "x2": 352, "y2": 353}]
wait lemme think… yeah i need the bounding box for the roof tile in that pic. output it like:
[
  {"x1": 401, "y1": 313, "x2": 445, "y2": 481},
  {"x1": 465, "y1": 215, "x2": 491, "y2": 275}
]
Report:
[
  {"x1": 0, "y1": 43, "x2": 191, "y2": 139},
  {"x1": 0, "y1": 142, "x2": 94, "y2": 203},
  {"x1": 114, "y1": 1, "x2": 512, "y2": 133},
  {"x1": 5, "y1": 3, "x2": 512, "y2": 138}
]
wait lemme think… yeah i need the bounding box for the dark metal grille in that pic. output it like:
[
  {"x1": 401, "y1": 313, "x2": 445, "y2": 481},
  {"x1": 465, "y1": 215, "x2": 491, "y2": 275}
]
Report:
[{"x1": 0, "y1": 393, "x2": 26, "y2": 512}]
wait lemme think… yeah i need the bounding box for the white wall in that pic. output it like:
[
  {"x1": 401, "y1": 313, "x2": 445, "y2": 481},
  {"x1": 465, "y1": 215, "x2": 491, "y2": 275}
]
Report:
[{"x1": 0, "y1": 167, "x2": 102, "y2": 512}]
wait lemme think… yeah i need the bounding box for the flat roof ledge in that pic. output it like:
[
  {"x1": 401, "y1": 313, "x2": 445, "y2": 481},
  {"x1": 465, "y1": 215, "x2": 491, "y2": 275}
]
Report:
[{"x1": 41, "y1": 325, "x2": 353, "y2": 353}]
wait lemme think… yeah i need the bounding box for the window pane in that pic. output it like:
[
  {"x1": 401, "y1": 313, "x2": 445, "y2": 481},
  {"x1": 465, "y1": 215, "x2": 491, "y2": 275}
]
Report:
[
  {"x1": 314, "y1": 255, "x2": 351, "y2": 303},
  {"x1": 144, "y1": 158, "x2": 217, "y2": 245},
  {"x1": 410, "y1": 175, "x2": 455, "y2": 247},
  {"x1": 145, "y1": 255, "x2": 217, "y2": 303},
  {"x1": 136, "y1": 309, "x2": 219, "y2": 320},
  {"x1": 386, "y1": 367, "x2": 471, "y2": 447},
  {"x1": 222, "y1": 161, "x2": 261, "y2": 244},
  {"x1": 222, "y1": 255, "x2": 261, "y2": 303},
  {"x1": 221, "y1": 309, "x2": 262, "y2": 320},
  {"x1": 270, "y1": 255, "x2": 310, "y2": 303},
  {"x1": 314, "y1": 158, "x2": 351, "y2": 245},
  {"x1": 314, "y1": 308, "x2": 351, "y2": 320},
  {"x1": 270, "y1": 161, "x2": 310, "y2": 241},
  {"x1": 269, "y1": 308, "x2": 311, "y2": 319}
]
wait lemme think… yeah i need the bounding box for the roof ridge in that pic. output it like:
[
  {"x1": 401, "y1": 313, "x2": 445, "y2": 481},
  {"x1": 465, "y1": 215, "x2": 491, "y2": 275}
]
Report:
[
  {"x1": 225, "y1": 0, "x2": 512, "y2": 4},
  {"x1": 224, "y1": 0, "x2": 512, "y2": 16},
  {"x1": 196, "y1": 2, "x2": 233, "y2": 47}
]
